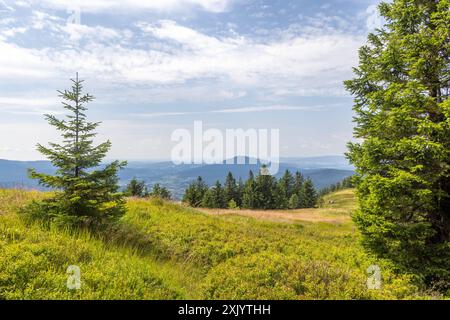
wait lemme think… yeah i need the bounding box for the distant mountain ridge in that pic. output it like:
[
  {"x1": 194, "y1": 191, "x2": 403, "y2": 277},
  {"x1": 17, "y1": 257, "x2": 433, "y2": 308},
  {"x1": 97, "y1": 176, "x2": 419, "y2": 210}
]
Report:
[{"x1": 0, "y1": 156, "x2": 354, "y2": 199}]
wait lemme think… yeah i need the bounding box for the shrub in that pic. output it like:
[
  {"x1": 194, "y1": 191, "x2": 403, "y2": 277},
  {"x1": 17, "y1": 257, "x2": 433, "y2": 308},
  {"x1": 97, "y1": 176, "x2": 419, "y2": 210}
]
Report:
[{"x1": 228, "y1": 199, "x2": 238, "y2": 209}]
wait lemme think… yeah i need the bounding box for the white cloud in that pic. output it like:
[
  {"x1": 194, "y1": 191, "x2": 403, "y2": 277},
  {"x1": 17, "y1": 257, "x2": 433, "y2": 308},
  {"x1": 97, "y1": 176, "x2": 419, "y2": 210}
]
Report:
[
  {"x1": 0, "y1": 41, "x2": 56, "y2": 78},
  {"x1": 30, "y1": 10, "x2": 63, "y2": 29},
  {"x1": 0, "y1": 18, "x2": 363, "y2": 99},
  {"x1": 132, "y1": 111, "x2": 192, "y2": 118},
  {"x1": 0, "y1": 1, "x2": 363, "y2": 161},
  {"x1": 0, "y1": 96, "x2": 61, "y2": 115},
  {"x1": 212, "y1": 105, "x2": 322, "y2": 113},
  {"x1": 61, "y1": 23, "x2": 121, "y2": 43},
  {"x1": 1, "y1": 26, "x2": 27, "y2": 38},
  {"x1": 0, "y1": 3, "x2": 368, "y2": 113},
  {"x1": 0, "y1": 0, "x2": 14, "y2": 12},
  {"x1": 139, "y1": 20, "x2": 241, "y2": 53},
  {"x1": 26, "y1": 0, "x2": 233, "y2": 13},
  {"x1": 133, "y1": 20, "x2": 363, "y2": 90},
  {"x1": 131, "y1": 104, "x2": 329, "y2": 118}
]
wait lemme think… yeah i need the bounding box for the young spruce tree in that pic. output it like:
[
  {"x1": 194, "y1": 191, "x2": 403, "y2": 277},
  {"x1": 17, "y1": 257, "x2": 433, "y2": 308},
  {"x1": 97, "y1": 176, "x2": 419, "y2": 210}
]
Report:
[
  {"x1": 183, "y1": 176, "x2": 208, "y2": 207},
  {"x1": 28, "y1": 74, "x2": 126, "y2": 226},
  {"x1": 150, "y1": 183, "x2": 171, "y2": 200},
  {"x1": 125, "y1": 178, "x2": 148, "y2": 198},
  {"x1": 345, "y1": 0, "x2": 450, "y2": 286},
  {"x1": 242, "y1": 170, "x2": 257, "y2": 209},
  {"x1": 255, "y1": 166, "x2": 277, "y2": 210},
  {"x1": 224, "y1": 172, "x2": 238, "y2": 204},
  {"x1": 299, "y1": 178, "x2": 318, "y2": 209}
]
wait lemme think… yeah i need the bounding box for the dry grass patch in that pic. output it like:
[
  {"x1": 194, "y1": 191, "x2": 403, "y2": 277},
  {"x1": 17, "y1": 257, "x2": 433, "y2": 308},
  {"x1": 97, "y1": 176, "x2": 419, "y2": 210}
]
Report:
[
  {"x1": 196, "y1": 207, "x2": 351, "y2": 224},
  {"x1": 196, "y1": 189, "x2": 357, "y2": 224}
]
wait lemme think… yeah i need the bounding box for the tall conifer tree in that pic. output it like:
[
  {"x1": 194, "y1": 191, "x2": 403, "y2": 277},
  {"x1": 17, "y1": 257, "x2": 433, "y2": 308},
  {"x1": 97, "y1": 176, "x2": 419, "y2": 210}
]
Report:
[
  {"x1": 29, "y1": 74, "x2": 126, "y2": 226},
  {"x1": 345, "y1": 0, "x2": 450, "y2": 285},
  {"x1": 183, "y1": 176, "x2": 208, "y2": 207},
  {"x1": 294, "y1": 171, "x2": 304, "y2": 197},
  {"x1": 242, "y1": 170, "x2": 257, "y2": 209},
  {"x1": 299, "y1": 178, "x2": 318, "y2": 208},
  {"x1": 255, "y1": 166, "x2": 277, "y2": 209},
  {"x1": 211, "y1": 180, "x2": 226, "y2": 208},
  {"x1": 224, "y1": 172, "x2": 238, "y2": 204},
  {"x1": 277, "y1": 170, "x2": 295, "y2": 208}
]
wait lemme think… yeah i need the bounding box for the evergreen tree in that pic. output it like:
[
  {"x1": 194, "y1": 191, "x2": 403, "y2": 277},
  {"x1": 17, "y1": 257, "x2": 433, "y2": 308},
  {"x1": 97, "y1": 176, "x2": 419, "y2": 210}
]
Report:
[
  {"x1": 342, "y1": 176, "x2": 354, "y2": 189},
  {"x1": 255, "y1": 166, "x2": 277, "y2": 209},
  {"x1": 149, "y1": 183, "x2": 171, "y2": 200},
  {"x1": 236, "y1": 177, "x2": 244, "y2": 207},
  {"x1": 288, "y1": 193, "x2": 300, "y2": 210},
  {"x1": 183, "y1": 184, "x2": 195, "y2": 206},
  {"x1": 224, "y1": 172, "x2": 238, "y2": 204},
  {"x1": 242, "y1": 171, "x2": 257, "y2": 209},
  {"x1": 211, "y1": 180, "x2": 226, "y2": 208},
  {"x1": 319, "y1": 176, "x2": 355, "y2": 196},
  {"x1": 228, "y1": 199, "x2": 238, "y2": 209},
  {"x1": 276, "y1": 170, "x2": 295, "y2": 209},
  {"x1": 201, "y1": 189, "x2": 215, "y2": 208},
  {"x1": 299, "y1": 178, "x2": 318, "y2": 208},
  {"x1": 294, "y1": 171, "x2": 304, "y2": 197},
  {"x1": 28, "y1": 74, "x2": 126, "y2": 226},
  {"x1": 279, "y1": 170, "x2": 295, "y2": 199},
  {"x1": 125, "y1": 178, "x2": 148, "y2": 197},
  {"x1": 345, "y1": 0, "x2": 450, "y2": 285},
  {"x1": 275, "y1": 179, "x2": 289, "y2": 209},
  {"x1": 183, "y1": 176, "x2": 208, "y2": 207}
]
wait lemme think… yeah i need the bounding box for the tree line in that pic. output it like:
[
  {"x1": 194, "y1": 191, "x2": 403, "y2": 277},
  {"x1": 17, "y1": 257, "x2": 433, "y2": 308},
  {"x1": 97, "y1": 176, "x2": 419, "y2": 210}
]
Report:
[
  {"x1": 183, "y1": 168, "x2": 318, "y2": 210},
  {"x1": 124, "y1": 178, "x2": 172, "y2": 199},
  {"x1": 318, "y1": 176, "x2": 354, "y2": 197}
]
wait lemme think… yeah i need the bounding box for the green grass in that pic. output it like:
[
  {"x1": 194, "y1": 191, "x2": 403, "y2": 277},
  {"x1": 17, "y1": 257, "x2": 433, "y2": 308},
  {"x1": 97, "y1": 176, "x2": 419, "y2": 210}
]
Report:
[
  {"x1": 0, "y1": 189, "x2": 440, "y2": 299},
  {"x1": 321, "y1": 189, "x2": 358, "y2": 211}
]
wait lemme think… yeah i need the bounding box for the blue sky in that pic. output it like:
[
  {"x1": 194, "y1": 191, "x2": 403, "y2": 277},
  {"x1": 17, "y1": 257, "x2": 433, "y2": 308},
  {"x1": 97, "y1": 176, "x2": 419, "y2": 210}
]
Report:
[{"x1": 0, "y1": 0, "x2": 383, "y2": 161}]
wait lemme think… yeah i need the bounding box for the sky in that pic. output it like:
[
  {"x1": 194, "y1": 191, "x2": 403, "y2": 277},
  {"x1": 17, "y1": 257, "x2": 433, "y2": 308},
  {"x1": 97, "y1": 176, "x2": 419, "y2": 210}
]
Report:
[{"x1": 0, "y1": 0, "x2": 383, "y2": 161}]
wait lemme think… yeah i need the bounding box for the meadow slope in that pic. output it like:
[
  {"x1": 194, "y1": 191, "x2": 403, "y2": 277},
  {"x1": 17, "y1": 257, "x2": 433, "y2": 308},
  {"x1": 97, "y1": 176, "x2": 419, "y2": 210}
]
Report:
[{"x1": 0, "y1": 189, "x2": 437, "y2": 299}]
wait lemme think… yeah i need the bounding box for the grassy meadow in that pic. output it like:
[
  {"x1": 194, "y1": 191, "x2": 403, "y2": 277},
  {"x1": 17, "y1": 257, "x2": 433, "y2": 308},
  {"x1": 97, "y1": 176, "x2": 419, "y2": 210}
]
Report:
[{"x1": 0, "y1": 188, "x2": 440, "y2": 300}]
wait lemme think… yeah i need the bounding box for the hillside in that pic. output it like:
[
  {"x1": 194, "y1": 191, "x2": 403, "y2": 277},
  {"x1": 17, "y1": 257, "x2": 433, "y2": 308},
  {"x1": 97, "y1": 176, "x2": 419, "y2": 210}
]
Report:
[{"x1": 0, "y1": 189, "x2": 435, "y2": 300}]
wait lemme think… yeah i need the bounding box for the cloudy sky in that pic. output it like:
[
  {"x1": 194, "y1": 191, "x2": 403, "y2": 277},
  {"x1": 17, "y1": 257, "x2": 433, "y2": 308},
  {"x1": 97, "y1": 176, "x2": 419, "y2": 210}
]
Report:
[{"x1": 0, "y1": 0, "x2": 382, "y2": 161}]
